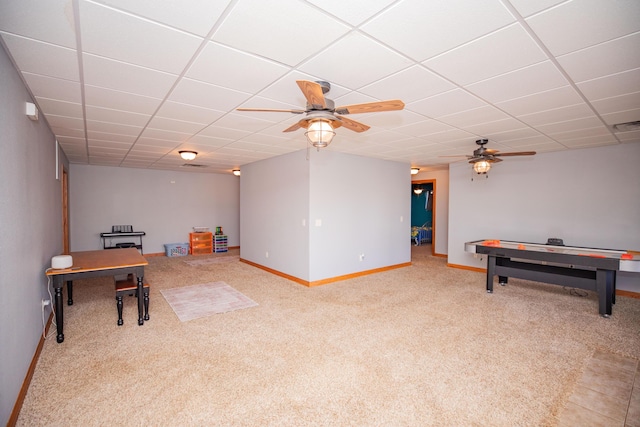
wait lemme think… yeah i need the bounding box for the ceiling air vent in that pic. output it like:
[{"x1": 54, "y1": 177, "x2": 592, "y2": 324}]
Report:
[
  {"x1": 182, "y1": 163, "x2": 207, "y2": 168},
  {"x1": 612, "y1": 121, "x2": 640, "y2": 132}
]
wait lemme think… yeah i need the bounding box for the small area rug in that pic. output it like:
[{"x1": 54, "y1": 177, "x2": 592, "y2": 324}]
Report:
[
  {"x1": 161, "y1": 281, "x2": 257, "y2": 322},
  {"x1": 184, "y1": 255, "x2": 239, "y2": 267}
]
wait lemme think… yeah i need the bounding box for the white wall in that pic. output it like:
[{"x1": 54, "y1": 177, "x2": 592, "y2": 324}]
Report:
[
  {"x1": 70, "y1": 165, "x2": 240, "y2": 254},
  {"x1": 241, "y1": 149, "x2": 411, "y2": 283},
  {"x1": 0, "y1": 44, "x2": 65, "y2": 425},
  {"x1": 412, "y1": 168, "x2": 449, "y2": 256},
  {"x1": 448, "y1": 143, "x2": 640, "y2": 291}
]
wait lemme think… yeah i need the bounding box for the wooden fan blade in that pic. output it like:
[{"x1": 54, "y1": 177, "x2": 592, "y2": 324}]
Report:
[
  {"x1": 296, "y1": 80, "x2": 326, "y2": 109},
  {"x1": 495, "y1": 151, "x2": 536, "y2": 157},
  {"x1": 336, "y1": 115, "x2": 370, "y2": 133},
  {"x1": 469, "y1": 157, "x2": 502, "y2": 164},
  {"x1": 283, "y1": 121, "x2": 303, "y2": 132},
  {"x1": 237, "y1": 108, "x2": 305, "y2": 114},
  {"x1": 335, "y1": 100, "x2": 404, "y2": 115}
]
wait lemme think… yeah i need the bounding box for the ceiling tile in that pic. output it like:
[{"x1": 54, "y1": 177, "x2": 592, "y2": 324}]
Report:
[
  {"x1": 535, "y1": 116, "x2": 603, "y2": 135},
  {"x1": 186, "y1": 42, "x2": 289, "y2": 93},
  {"x1": 82, "y1": 54, "x2": 178, "y2": 99},
  {"x1": 0, "y1": 33, "x2": 79, "y2": 81},
  {"x1": 213, "y1": 0, "x2": 350, "y2": 66},
  {"x1": 94, "y1": 0, "x2": 230, "y2": 37},
  {"x1": 35, "y1": 97, "x2": 83, "y2": 119},
  {"x1": 299, "y1": 32, "x2": 413, "y2": 90},
  {"x1": 362, "y1": 0, "x2": 515, "y2": 61},
  {"x1": 359, "y1": 66, "x2": 456, "y2": 103},
  {"x1": 466, "y1": 61, "x2": 568, "y2": 103},
  {"x1": 424, "y1": 24, "x2": 547, "y2": 86},
  {"x1": 557, "y1": 32, "x2": 640, "y2": 82},
  {"x1": 591, "y1": 92, "x2": 640, "y2": 116},
  {"x1": 0, "y1": 0, "x2": 77, "y2": 48},
  {"x1": 600, "y1": 108, "x2": 640, "y2": 126},
  {"x1": 526, "y1": 0, "x2": 640, "y2": 56},
  {"x1": 408, "y1": 89, "x2": 486, "y2": 118},
  {"x1": 79, "y1": 1, "x2": 203, "y2": 74},
  {"x1": 306, "y1": 0, "x2": 396, "y2": 26},
  {"x1": 495, "y1": 85, "x2": 583, "y2": 116},
  {"x1": 147, "y1": 116, "x2": 206, "y2": 134},
  {"x1": 577, "y1": 68, "x2": 640, "y2": 101},
  {"x1": 85, "y1": 105, "x2": 150, "y2": 127},
  {"x1": 21, "y1": 72, "x2": 82, "y2": 103},
  {"x1": 86, "y1": 120, "x2": 142, "y2": 136},
  {"x1": 169, "y1": 78, "x2": 251, "y2": 111},
  {"x1": 517, "y1": 103, "x2": 595, "y2": 127},
  {"x1": 156, "y1": 101, "x2": 224, "y2": 125},
  {"x1": 506, "y1": 0, "x2": 566, "y2": 18},
  {"x1": 84, "y1": 85, "x2": 162, "y2": 115},
  {"x1": 438, "y1": 106, "x2": 510, "y2": 128}
]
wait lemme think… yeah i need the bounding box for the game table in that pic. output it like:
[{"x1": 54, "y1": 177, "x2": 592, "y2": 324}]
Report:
[
  {"x1": 45, "y1": 248, "x2": 148, "y2": 342},
  {"x1": 465, "y1": 240, "x2": 640, "y2": 317}
]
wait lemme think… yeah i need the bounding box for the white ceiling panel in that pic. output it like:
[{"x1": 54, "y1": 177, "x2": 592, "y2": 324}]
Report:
[
  {"x1": 557, "y1": 32, "x2": 640, "y2": 83},
  {"x1": 169, "y1": 78, "x2": 251, "y2": 111},
  {"x1": 94, "y1": 0, "x2": 230, "y2": 37},
  {"x1": 424, "y1": 24, "x2": 547, "y2": 86},
  {"x1": 525, "y1": 0, "x2": 640, "y2": 56},
  {"x1": 21, "y1": 72, "x2": 82, "y2": 103},
  {"x1": 299, "y1": 32, "x2": 413, "y2": 90},
  {"x1": 187, "y1": 42, "x2": 289, "y2": 92},
  {"x1": 359, "y1": 66, "x2": 455, "y2": 103},
  {"x1": 362, "y1": 0, "x2": 515, "y2": 61},
  {"x1": 495, "y1": 86, "x2": 583, "y2": 117},
  {"x1": 82, "y1": 54, "x2": 178, "y2": 98},
  {"x1": 577, "y1": 68, "x2": 640, "y2": 102},
  {"x1": 1, "y1": 0, "x2": 637, "y2": 173},
  {"x1": 84, "y1": 85, "x2": 162, "y2": 114},
  {"x1": 213, "y1": 0, "x2": 350, "y2": 66},
  {"x1": 466, "y1": 61, "x2": 568, "y2": 104},
  {"x1": 408, "y1": 89, "x2": 486, "y2": 118},
  {"x1": 0, "y1": 33, "x2": 79, "y2": 81},
  {"x1": 0, "y1": 0, "x2": 77, "y2": 48},
  {"x1": 79, "y1": 1, "x2": 203, "y2": 74}
]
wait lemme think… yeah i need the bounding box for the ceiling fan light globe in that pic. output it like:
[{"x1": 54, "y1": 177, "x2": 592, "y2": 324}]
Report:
[
  {"x1": 305, "y1": 119, "x2": 335, "y2": 148},
  {"x1": 473, "y1": 160, "x2": 491, "y2": 174}
]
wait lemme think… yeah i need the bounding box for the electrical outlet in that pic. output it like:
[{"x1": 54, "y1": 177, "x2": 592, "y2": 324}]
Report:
[
  {"x1": 265, "y1": 251, "x2": 269, "y2": 258},
  {"x1": 42, "y1": 299, "x2": 50, "y2": 309},
  {"x1": 359, "y1": 253, "x2": 365, "y2": 261}
]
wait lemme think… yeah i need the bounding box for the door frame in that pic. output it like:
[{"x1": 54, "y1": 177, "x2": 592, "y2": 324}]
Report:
[{"x1": 411, "y1": 178, "x2": 436, "y2": 257}]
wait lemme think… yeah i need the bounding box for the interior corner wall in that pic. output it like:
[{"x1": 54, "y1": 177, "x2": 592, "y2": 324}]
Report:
[
  {"x1": 240, "y1": 150, "x2": 310, "y2": 280},
  {"x1": 412, "y1": 168, "x2": 449, "y2": 256},
  {"x1": 0, "y1": 43, "x2": 65, "y2": 425},
  {"x1": 309, "y1": 150, "x2": 410, "y2": 281},
  {"x1": 448, "y1": 142, "x2": 640, "y2": 292},
  {"x1": 69, "y1": 164, "x2": 240, "y2": 254}
]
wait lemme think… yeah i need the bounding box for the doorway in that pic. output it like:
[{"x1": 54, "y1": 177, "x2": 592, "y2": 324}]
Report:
[{"x1": 411, "y1": 179, "x2": 436, "y2": 256}]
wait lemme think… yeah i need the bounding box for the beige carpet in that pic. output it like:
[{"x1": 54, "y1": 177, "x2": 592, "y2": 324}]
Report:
[
  {"x1": 161, "y1": 281, "x2": 258, "y2": 321},
  {"x1": 184, "y1": 254, "x2": 239, "y2": 267},
  {"x1": 17, "y1": 246, "x2": 640, "y2": 426}
]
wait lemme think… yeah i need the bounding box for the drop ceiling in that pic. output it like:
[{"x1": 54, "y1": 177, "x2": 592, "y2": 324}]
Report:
[{"x1": 1, "y1": 0, "x2": 639, "y2": 174}]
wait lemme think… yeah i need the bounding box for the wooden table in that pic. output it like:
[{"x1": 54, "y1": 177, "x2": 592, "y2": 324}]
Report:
[{"x1": 46, "y1": 248, "x2": 148, "y2": 343}]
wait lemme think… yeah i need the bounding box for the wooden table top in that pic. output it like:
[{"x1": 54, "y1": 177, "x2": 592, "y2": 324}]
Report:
[{"x1": 46, "y1": 248, "x2": 148, "y2": 276}]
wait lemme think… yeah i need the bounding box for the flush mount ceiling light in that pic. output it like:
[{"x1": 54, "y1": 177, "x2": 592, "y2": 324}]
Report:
[
  {"x1": 473, "y1": 160, "x2": 491, "y2": 174},
  {"x1": 410, "y1": 167, "x2": 420, "y2": 175},
  {"x1": 179, "y1": 150, "x2": 197, "y2": 161},
  {"x1": 413, "y1": 187, "x2": 423, "y2": 195},
  {"x1": 232, "y1": 169, "x2": 241, "y2": 176},
  {"x1": 305, "y1": 118, "x2": 336, "y2": 150}
]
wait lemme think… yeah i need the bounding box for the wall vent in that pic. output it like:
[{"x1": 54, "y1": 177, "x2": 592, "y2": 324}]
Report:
[{"x1": 612, "y1": 121, "x2": 640, "y2": 132}]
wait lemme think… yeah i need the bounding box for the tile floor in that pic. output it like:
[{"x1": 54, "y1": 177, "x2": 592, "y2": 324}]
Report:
[{"x1": 557, "y1": 349, "x2": 639, "y2": 427}]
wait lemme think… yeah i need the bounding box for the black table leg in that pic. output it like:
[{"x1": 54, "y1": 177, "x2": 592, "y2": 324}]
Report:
[
  {"x1": 67, "y1": 280, "x2": 73, "y2": 305},
  {"x1": 486, "y1": 256, "x2": 496, "y2": 293},
  {"x1": 596, "y1": 269, "x2": 613, "y2": 318},
  {"x1": 137, "y1": 275, "x2": 144, "y2": 325},
  {"x1": 54, "y1": 283, "x2": 64, "y2": 343}
]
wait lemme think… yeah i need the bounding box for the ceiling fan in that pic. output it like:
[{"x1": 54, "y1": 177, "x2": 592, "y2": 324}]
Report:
[
  {"x1": 237, "y1": 80, "x2": 404, "y2": 148},
  {"x1": 443, "y1": 139, "x2": 536, "y2": 174}
]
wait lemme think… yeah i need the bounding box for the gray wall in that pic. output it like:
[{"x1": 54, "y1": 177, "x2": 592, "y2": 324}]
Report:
[
  {"x1": 0, "y1": 44, "x2": 65, "y2": 425},
  {"x1": 69, "y1": 164, "x2": 240, "y2": 254},
  {"x1": 241, "y1": 149, "x2": 411, "y2": 282},
  {"x1": 448, "y1": 142, "x2": 640, "y2": 291}
]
